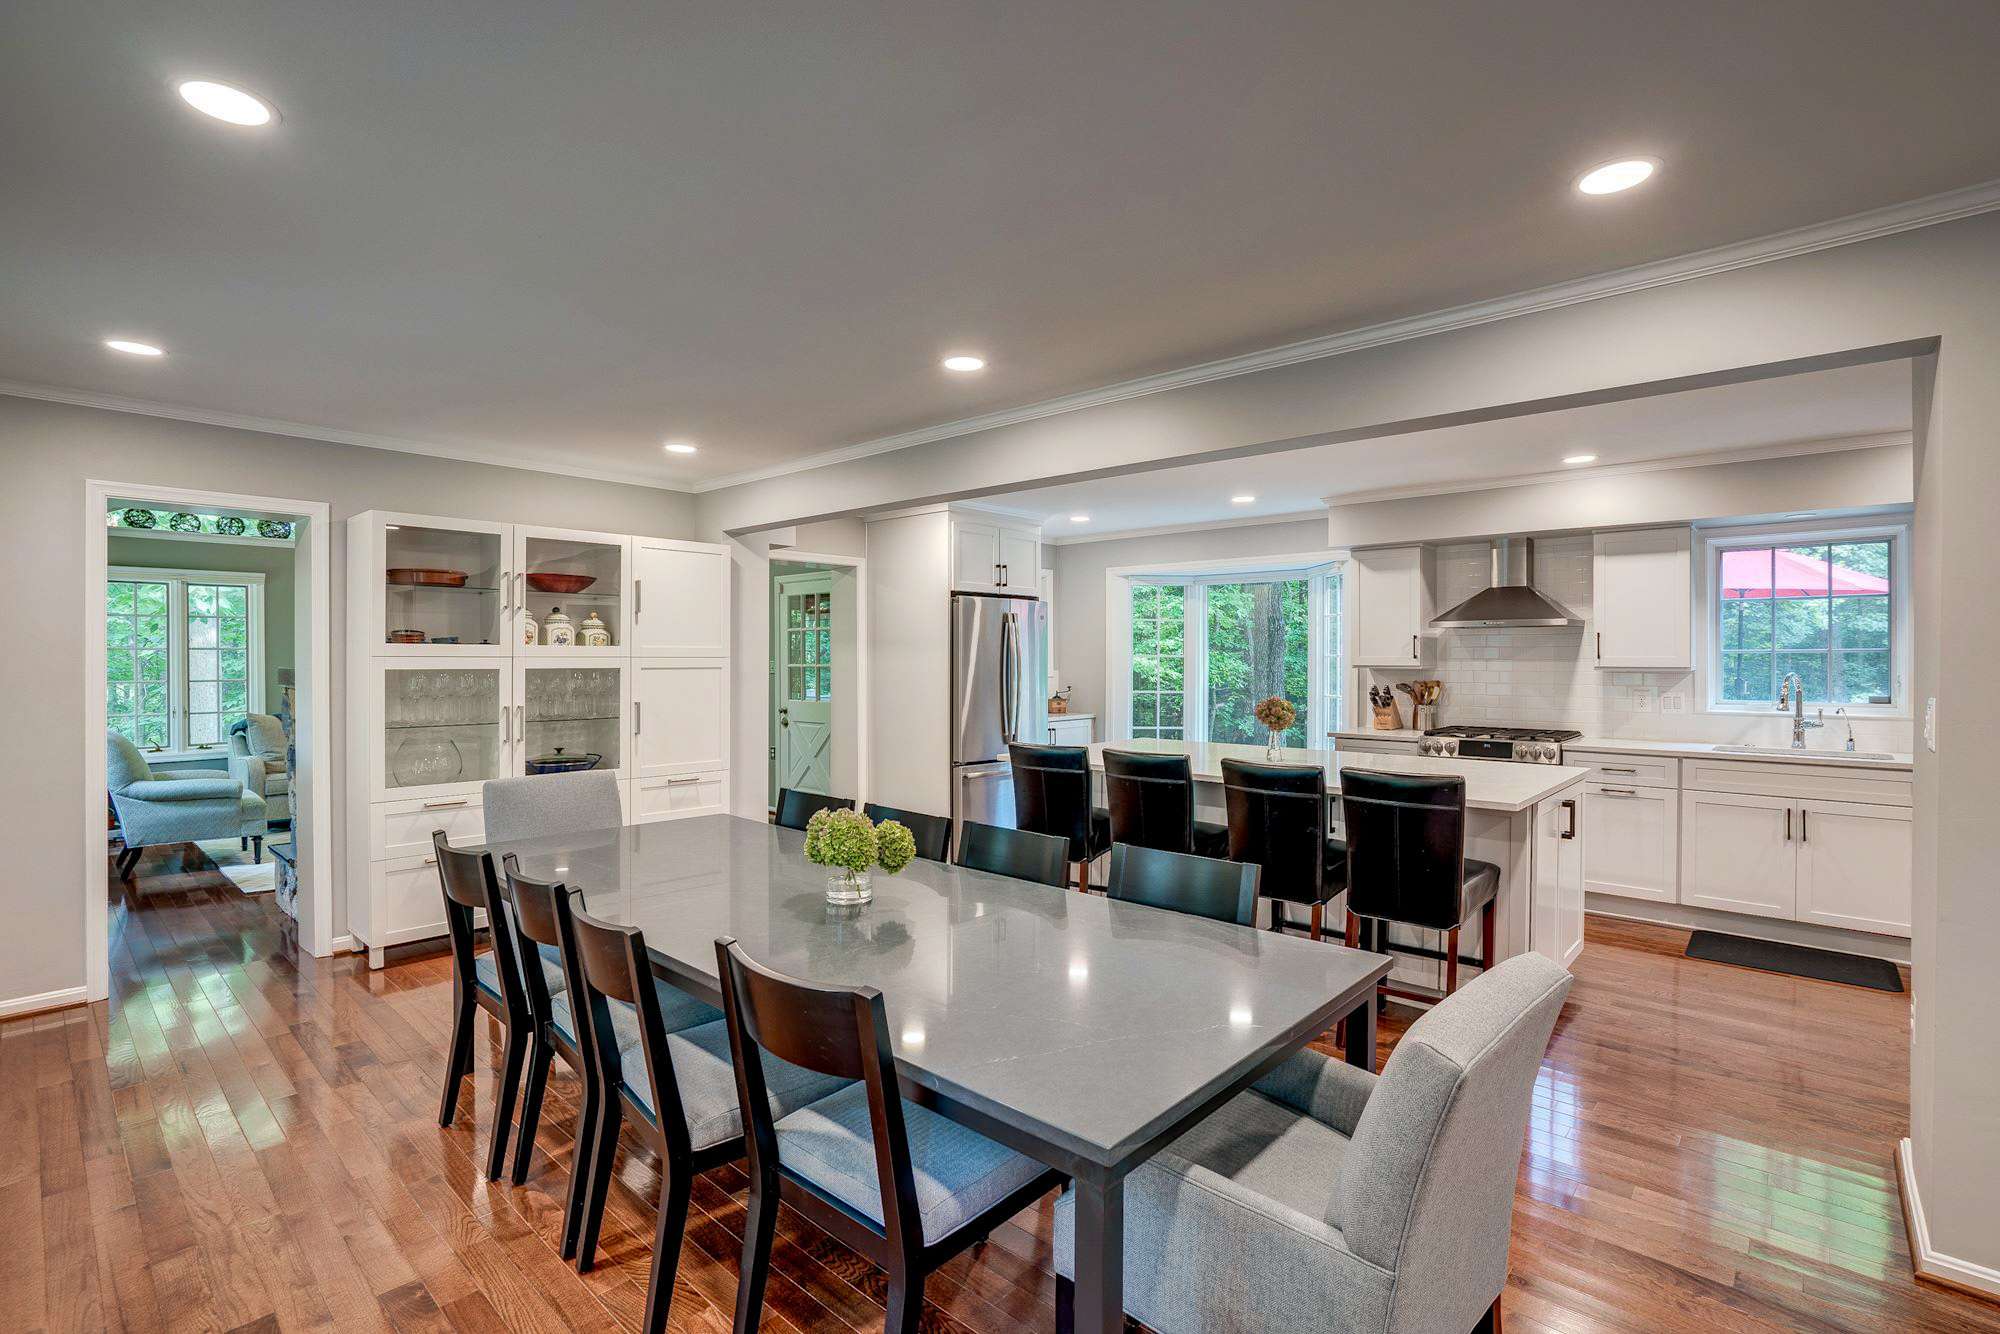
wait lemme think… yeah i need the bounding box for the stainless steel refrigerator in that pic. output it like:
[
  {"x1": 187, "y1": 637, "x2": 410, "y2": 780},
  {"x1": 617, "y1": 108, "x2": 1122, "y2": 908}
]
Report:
[{"x1": 950, "y1": 590, "x2": 1048, "y2": 845}]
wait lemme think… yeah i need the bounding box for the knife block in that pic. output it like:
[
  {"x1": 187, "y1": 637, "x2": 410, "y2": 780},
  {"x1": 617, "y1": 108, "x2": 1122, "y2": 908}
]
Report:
[{"x1": 1371, "y1": 701, "x2": 1404, "y2": 731}]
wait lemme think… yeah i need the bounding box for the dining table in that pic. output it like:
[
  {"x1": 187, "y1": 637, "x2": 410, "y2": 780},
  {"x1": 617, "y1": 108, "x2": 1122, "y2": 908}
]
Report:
[{"x1": 485, "y1": 813, "x2": 1393, "y2": 1334}]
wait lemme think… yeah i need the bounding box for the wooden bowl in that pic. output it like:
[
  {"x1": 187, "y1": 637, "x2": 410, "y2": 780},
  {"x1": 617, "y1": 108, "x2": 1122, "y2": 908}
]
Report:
[
  {"x1": 387, "y1": 568, "x2": 469, "y2": 587},
  {"x1": 525, "y1": 572, "x2": 596, "y2": 594}
]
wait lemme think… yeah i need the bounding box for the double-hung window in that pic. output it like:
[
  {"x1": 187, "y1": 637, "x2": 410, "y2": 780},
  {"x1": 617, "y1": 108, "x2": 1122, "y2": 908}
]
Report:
[
  {"x1": 1113, "y1": 556, "x2": 1344, "y2": 745},
  {"x1": 107, "y1": 567, "x2": 265, "y2": 754},
  {"x1": 1704, "y1": 521, "x2": 1907, "y2": 714}
]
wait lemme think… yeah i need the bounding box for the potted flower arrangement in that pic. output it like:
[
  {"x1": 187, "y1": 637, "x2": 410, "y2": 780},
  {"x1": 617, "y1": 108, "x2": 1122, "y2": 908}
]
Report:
[
  {"x1": 1253, "y1": 695, "x2": 1297, "y2": 759},
  {"x1": 804, "y1": 806, "x2": 918, "y2": 905}
]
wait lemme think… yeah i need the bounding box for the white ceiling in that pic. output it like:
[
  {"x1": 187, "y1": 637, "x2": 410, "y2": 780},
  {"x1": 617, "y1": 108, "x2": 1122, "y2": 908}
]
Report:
[
  {"x1": 1, "y1": 3, "x2": 1994, "y2": 487},
  {"x1": 998, "y1": 360, "x2": 1912, "y2": 538}
]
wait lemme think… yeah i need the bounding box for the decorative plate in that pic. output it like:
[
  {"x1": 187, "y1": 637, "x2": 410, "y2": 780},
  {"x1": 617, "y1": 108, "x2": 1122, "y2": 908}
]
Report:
[
  {"x1": 257, "y1": 519, "x2": 293, "y2": 539},
  {"x1": 387, "y1": 567, "x2": 468, "y2": 587},
  {"x1": 168, "y1": 512, "x2": 203, "y2": 532},
  {"x1": 215, "y1": 515, "x2": 246, "y2": 536},
  {"x1": 119, "y1": 507, "x2": 158, "y2": 529}
]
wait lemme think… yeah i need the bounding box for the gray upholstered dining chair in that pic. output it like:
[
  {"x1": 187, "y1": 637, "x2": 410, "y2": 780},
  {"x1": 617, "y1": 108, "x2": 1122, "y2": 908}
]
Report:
[
  {"x1": 1052, "y1": 952, "x2": 1573, "y2": 1334},
  {"x1": 483, "y1": 770, "x2": 624, "y2": 843}
]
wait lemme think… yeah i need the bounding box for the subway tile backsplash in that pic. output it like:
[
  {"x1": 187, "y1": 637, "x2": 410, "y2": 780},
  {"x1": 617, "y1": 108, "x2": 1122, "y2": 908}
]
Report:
[{"x1": 1362, "y1": 536, "x2": 1914, "y2": 752}]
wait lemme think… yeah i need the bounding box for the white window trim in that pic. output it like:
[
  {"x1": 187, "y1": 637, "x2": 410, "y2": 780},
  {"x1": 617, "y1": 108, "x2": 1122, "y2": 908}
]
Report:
[
  {"x1": 1104, "y1": 549, "x2": 1349, "y2": 744},
  {"x1": 109, "y1": 565, "x2": 267, "y2": 757},
  {"x1": 1697, "y1": 518, "x2": 1911, "y2": 718}
]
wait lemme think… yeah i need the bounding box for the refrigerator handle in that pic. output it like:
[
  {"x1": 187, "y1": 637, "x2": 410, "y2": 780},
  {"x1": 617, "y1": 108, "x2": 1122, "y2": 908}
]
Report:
[{"x1": 999, "y1": 611, "x2": 1017, "y2": 743}]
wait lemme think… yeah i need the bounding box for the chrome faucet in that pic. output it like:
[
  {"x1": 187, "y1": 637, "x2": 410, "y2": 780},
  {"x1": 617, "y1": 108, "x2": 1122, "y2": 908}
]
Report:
[
  {"x1": 1834, "y1": 706, "x2": 1856, "y2": 752},
  {"x1": 1777, "y1": 673, "x2": 1823, "y2": 749}
]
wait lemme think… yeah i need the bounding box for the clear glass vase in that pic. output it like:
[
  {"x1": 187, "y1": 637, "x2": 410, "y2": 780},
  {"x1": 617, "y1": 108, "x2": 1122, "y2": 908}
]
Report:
[
  {"x1": 1266, "y1": 729, "x2": 1282, "y2": 761},
  {"x1": 825, "y1": 870, "x2": 873, "y2": 906}
]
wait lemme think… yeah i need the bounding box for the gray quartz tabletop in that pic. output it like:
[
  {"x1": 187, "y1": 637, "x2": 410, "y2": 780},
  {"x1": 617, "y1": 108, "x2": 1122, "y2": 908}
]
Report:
[{"x1": 485, "y1": 814, "x2": 1390, "y2": 1169}]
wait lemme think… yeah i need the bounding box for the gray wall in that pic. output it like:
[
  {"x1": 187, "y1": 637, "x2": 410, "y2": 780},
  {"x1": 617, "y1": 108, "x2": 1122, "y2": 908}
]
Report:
[
  {"x1": 1, "y1": 394, "x2": 693, "y2": 1005},
  {"x1": 107, "y1": 530, "x2": 298, "y2": 715},
  {"x1": 1049, "y1": 518, "x2": 1329, "y2": 720}
]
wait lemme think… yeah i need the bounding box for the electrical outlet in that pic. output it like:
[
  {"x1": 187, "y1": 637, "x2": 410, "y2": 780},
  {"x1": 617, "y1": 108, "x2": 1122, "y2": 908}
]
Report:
[
  {"x1": 1924, "y1": 697, "x2": 1937, "y2": 752},
  {"x1": 1630, "y1": 686, "x2": 1655, "y2": 713},
  {"x1": 1661, "y1": 690, "x2": 1687, "y2": 715}
]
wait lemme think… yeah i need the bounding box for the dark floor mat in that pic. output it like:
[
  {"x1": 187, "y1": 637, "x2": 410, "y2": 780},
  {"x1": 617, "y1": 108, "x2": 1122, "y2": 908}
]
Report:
[{"x1": 1685, "y1": 930, "x2": 1904, "y2": 992}]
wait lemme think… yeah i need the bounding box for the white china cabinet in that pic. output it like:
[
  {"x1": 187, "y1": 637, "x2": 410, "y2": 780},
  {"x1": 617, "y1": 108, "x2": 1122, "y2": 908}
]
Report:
[{"x1": 347, "y1": 511, "x2": 731, "y2": 966}]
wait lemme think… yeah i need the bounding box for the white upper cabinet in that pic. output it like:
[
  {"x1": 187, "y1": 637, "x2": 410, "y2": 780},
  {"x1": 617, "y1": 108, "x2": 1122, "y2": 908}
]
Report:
[
  {"x1": 631, "y1": 657, "x2": 730, "y2": 778},
  {"x1": 513, "y1": 525, "x2": 631, "y2": 657},
  {"x1": 632, "y1": 537, "x2": 731, "y2": 657},
  {"x1": 1350, "y1": 545, "x2": 1436, "y2": 667},
  {"x1": 1591, "y1": 527, "x2": 1692, "y2": 669},
  {"x1": 364, "y1": 512, "x2": 514, "y2": 655},
  {"x1": 949, "y1": 511, "x2": 1041, "y2": 593}
]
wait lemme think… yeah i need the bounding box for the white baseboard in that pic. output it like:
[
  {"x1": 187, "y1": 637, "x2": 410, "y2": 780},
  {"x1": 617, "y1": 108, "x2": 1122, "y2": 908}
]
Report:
[
  {"x1": 0, "y1": 985, "x2": 90, "y2": 1020},
  {"x1": 326, "y1": 934, "x2": 358, "y2": 954},
  {"x1": 1897, "y1": 1137, "x2": 2000, "y2": 1302}
]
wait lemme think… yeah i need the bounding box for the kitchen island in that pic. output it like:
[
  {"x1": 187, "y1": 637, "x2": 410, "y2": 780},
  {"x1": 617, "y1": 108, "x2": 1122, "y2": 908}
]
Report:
[{"x1": 1086, "y1": 738, "x2": 1590, "y2": 986}]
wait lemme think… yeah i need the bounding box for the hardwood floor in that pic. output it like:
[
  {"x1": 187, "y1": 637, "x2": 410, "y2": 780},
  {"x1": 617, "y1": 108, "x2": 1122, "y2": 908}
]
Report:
[{"x1": 4, "y1": 855, "x2": 1995, "y2": 1332}]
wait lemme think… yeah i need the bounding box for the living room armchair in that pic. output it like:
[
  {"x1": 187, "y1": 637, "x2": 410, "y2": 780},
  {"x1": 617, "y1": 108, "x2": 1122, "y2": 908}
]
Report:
[
  {"x1": 108, "y1": 732, "x2": 268, "y2": 879},
  {"x1": 228, "y1": 712, "x2": 291, "y2": 827}
]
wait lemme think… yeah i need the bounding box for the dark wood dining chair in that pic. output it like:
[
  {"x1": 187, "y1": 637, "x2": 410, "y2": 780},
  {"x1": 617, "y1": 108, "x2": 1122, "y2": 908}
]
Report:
[
  {"x1": 715, "y1": 937, "x2": 1065, "y2": 1334},
  {"x1": 1106, "y1": 842, "x2": 1262, "y2": 927},
  {"x1": 1102, "y1": 748, "x2": 1230, "y2": 857},
  {"x1": 431, "y1": 831, "x2": 531, "y2": 1181},
  {"x1": 862, "y1": 802, "x2": 952, "y2": 862},
  {"x1": 774, "y1": 787, "x2": 855, "y2": 831},
  {"x1": 565, "y1": 908, "x2": 848, "y2": 1331},
  {"x1": 1339, "y1": 770, "x2": 1500, "y2": 1002},
  {"x1": 954, "y1": 820, "x2": 1072, "y2": 888},
  {"x1": 1008, "y1": 743, "x2": 1111, "y2": 890},
  {"x1": 497, "y1": 861, "x2": 603, "y2": 1262},
  {"x1": 1220, "y1": 758, "x2": 1348, "y2": 939}
]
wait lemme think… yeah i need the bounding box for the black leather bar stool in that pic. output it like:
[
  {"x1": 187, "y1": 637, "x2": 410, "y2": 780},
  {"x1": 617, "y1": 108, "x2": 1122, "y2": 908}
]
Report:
[
  {"x1": 1338, "y1": 770, "x2": 1500, "y2": 1001},
  {"x1": 775, "y1": 787, "x2": 855, "y2": 831},
  {"x1": 1102, "y1": 749, "x2": 1230, "y2": 858},
  {"x1": 862, "y1": 803, "x2": 952, "y2": 862},
  {"x1": 1219, "y1": 758, "x2": 1347, "y2": 939},
  {"x1": 1106, "y1": 843, "x2": 1261, "y2": 927},
  {"x1": 1008, "y1": 743, "x2": 1111, "y2": 891}
]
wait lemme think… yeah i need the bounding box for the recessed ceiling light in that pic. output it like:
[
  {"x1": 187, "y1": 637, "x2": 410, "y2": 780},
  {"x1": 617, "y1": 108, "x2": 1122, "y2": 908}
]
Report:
[
  {"x1": 663, "y1": 441, "x2": 698, "y2": 455},
  {"x1": 104, "y1": 338, "x2": 164, "y2": 357},
  {"x1": 1562, "y1": 453, "x2": 1598, "y2": 465},
  {"x1": 176, "y1": 80, "x2": 276, "y2": 127},
  {"x1": 941, "y1": 354, "x2": 986, "y2": 373},
  {"x1": 1575, "y1": 158, "x2": 1657, "y2": 196},
  {"x1": 1069, "y1": 513, "x2": 1090, "y2": 523},
  {"x1": 1231, "y1": 494, "x2": 1257, "y2": 505}
]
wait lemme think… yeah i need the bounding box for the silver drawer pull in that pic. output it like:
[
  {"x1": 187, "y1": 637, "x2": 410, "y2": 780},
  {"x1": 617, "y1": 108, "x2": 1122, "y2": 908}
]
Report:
[
  {"x1": 1600, "y1": 787, "x2": 1638, "y2": 796},
  {"x1": 422, "y1": 856, "x2": 437, "y2": 866},
  {"x1": 667, "y1": 775, "x2": 701, "y2": 786},
  {"x1": 1600, "y1": 766, "x2": 1638, "y2": 774},
  {"x1": 422, "y1": 799, "x2": 469, "y2": 810}
]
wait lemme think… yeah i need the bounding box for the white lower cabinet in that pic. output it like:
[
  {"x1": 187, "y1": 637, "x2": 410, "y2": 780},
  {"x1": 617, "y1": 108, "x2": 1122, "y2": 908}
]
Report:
[
  {"x1": 1046, "y1": 715, "x2": 1094, "y2": 745},
  {"x1": 630, "y1": 770, "x2": 730, "y2": 823},
  {"x1": 1796, "y1": 799, "x2": 1913, "y2": 936},
  {"x1": 1531, "y1": 789, "x2": 1585, "y2": 967},
  {"x1": 1582, "y1": 782, "x2": 1678, "y2": 904},
  {"x1": 632, "y1": 658, "x2": 730, "y2": 778},
  {"x1": 1679, "y1": 790, "x2": 1798, "y2": 920}
]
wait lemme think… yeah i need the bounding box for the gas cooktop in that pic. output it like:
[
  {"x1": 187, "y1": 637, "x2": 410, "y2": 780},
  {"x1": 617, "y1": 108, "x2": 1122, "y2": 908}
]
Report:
[{"x1": 1418, "y1": 725, "x2": 1581, "y2": 764}]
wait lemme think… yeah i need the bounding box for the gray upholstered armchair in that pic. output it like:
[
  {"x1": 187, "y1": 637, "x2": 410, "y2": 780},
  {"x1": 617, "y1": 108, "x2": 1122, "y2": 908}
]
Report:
[
  {"x1": 108, "y1": 732, "x2": 268, "y2": 879},
  {"x1": 228, "y1": 712, "x2": 291, "y2": 826},
  {"x1": 1054, "y1": 952, "x2": 1573, "y2": 1334}
]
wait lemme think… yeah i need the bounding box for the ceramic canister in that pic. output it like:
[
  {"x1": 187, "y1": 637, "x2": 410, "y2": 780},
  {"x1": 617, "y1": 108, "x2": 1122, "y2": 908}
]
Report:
[
  {"x1": 579, "y1": 610, "x2": 611, "y2": 647},
  {"x1": 542, "y1": 606, "x2": 574, "y2": 647}
]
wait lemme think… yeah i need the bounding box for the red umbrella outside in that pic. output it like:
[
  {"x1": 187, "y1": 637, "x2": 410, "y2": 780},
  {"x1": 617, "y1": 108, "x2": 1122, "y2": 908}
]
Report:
[{"x1": 1720, "y1": 548, "x2": 1888, "y2": 599}]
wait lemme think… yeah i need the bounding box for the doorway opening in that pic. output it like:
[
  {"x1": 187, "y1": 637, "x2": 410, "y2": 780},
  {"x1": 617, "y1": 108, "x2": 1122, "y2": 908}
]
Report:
[
  {"x1": 769, "y1": 555, "x2": 865, "y2": 809},
  {"x1": 83, "y1": 481, "x2": 334, "y2": 1005}
]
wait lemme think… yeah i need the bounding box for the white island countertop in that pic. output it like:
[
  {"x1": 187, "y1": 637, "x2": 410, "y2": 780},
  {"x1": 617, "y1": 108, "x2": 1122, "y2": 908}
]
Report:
[{"x1": 1087, "y1": 739, "x2": 1587, "y2": 813}]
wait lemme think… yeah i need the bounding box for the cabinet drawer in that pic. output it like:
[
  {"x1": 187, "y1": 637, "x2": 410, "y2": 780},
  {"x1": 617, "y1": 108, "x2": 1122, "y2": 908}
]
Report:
[
  {"x1": 361, "y1": 854, "x2": 464, "y2": 952},
  {"x1": 1566, "y1": 750, "x2": 1679, "y2": 790},
  {"x1": 372, "y1": 794, "x2": 486, "y2": 861},
  {"x1": 1582, "y1": 782, "x2": 1678, "y2": 903},
  {"x1": 630, "y1": 770, "x2": 729, "y2": 823},
  {"x1": 1681, "y1": 757, "x2": 1912, "y2": 806}
]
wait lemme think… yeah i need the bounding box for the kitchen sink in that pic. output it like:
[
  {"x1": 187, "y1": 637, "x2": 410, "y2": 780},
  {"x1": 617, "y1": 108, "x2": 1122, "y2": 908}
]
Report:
[{"x1": 1711, "y1": 745, "x2": 1900, "y2": 761}]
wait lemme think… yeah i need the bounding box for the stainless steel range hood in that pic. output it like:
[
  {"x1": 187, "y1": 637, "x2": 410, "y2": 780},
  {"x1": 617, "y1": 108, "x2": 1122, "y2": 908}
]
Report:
[{"x1": 1431, "y1": 538, "x2": 1582, "y2": 629}]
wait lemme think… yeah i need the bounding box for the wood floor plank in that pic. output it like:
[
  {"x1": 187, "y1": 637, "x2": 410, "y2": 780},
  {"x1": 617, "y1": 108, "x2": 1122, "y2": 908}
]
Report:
[{"x1": 6, "y1": 848, "x2": 1999, "y2": 1333}]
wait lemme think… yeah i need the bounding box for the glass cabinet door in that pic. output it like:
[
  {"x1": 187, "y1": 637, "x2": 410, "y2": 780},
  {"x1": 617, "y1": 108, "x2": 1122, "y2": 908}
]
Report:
[
  {"x1": 515, "y1": 527, "x2": 629, "y2": 656},
  {"x1": 517, "y1": 663, "x2": 626, "y2": 778},
  {"x1": 379, "y1": 662, "x2": 509, "y2": 799},
  {"x1": 382, "y1": 520, "x2": 508, "y2": 651}
]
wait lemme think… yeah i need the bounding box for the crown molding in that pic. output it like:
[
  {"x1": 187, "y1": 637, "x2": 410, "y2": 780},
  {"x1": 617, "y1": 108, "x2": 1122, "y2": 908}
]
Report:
[
  {"x1": 1321, "y1": 432, "x2": 1913, "y2": 508},
  {"x1": 691, "y1": 178, "x2": 2000, "y2": 495},
  {"x1": 1042, "y1": 508, "x2": 1328, "y2": 546},
  {"x1": 0, "y1": 380, "x2": 695, "y2": 494}
]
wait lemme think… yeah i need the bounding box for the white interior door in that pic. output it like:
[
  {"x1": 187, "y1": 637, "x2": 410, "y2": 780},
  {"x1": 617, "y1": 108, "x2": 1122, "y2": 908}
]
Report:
[{"x1": 775, "y1": 573, "x2": 835, "y2": 794}]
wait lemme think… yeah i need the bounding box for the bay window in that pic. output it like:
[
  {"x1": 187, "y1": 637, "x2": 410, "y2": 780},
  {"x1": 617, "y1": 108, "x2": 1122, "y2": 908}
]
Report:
[{"x1": 1112, "y1": 556, "x2": 1343, "y2": 745}]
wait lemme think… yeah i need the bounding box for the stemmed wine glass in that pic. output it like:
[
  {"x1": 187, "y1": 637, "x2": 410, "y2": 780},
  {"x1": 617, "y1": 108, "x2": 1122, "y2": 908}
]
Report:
[{"x1": 404, "y1": 673, "x2": 428, "y2": 729}]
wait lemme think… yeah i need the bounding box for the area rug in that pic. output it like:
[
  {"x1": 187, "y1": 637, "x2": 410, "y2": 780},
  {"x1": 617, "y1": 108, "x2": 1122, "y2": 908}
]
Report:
[
  {"x1": 194, "y1": 836, "x2": 292, "y2": 897},
  {"x1": 1685, "y1": 929, "x2": 1904, "y2": 992}
]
